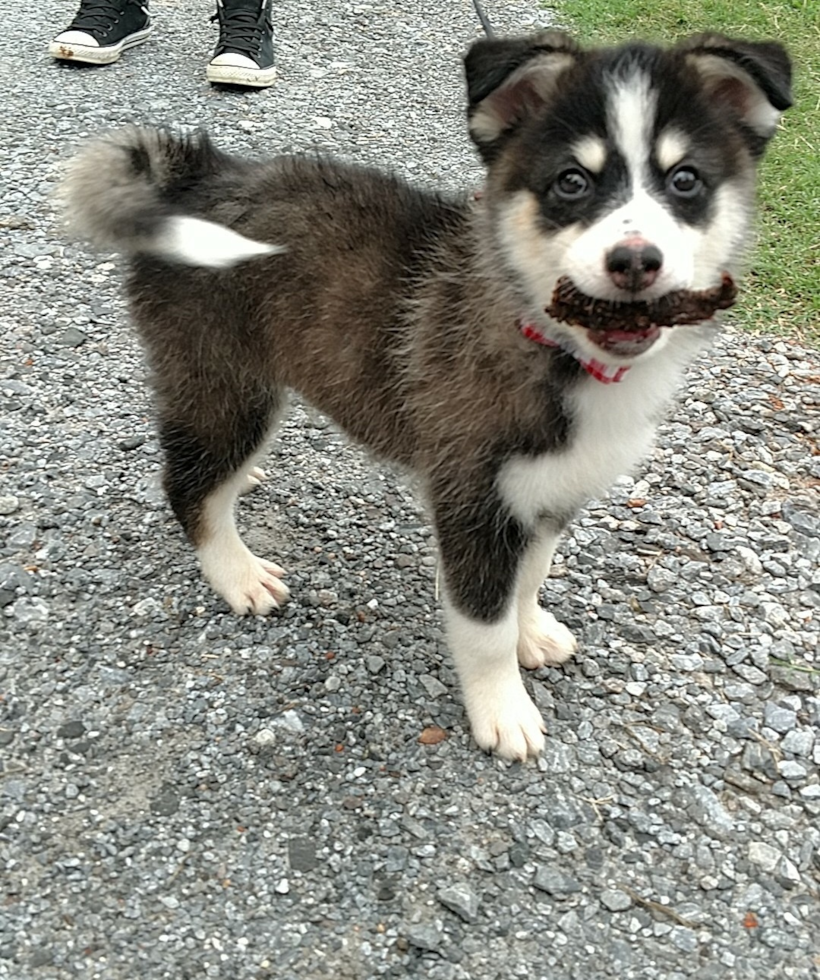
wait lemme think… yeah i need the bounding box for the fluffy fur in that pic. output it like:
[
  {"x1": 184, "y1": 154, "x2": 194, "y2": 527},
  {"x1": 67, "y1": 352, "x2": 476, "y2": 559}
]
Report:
[{"x1": 61, "y1": 31, "x2": 791, "y2": 759}]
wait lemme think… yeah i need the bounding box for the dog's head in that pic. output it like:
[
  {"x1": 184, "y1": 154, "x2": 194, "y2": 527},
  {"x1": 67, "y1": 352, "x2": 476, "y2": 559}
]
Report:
[{"x1": 464, "y1": 32, "x2": 791, "y2": 361}]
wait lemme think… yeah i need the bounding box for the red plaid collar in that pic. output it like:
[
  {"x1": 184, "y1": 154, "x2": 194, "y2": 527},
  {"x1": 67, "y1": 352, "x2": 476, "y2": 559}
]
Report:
[{"x1": 519, "y1": 320, "x2": 630, "y2": 385}]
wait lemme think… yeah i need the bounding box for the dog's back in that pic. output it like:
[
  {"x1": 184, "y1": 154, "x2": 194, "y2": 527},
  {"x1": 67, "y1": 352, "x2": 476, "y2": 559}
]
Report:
[{"x1": 64, "y1": 128, "x2": 477, "y2": 462}]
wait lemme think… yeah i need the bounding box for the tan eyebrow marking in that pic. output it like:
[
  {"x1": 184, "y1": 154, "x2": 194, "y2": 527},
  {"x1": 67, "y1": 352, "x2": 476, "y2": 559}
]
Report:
[
  {"x1": 656, "y1": 128, "x2": 690, "y2": 171},
  {"x1": 571, "y1": 135, "x2": 607, "y2": 173}
]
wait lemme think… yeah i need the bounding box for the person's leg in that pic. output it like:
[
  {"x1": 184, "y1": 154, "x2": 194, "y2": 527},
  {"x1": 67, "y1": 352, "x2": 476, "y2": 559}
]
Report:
[
  {"x1": 207, "y1": 0, "x2": 276, "y2": 87},
  {"x1": 49, "y1": 0, "x2": 151, "y2": 64}
]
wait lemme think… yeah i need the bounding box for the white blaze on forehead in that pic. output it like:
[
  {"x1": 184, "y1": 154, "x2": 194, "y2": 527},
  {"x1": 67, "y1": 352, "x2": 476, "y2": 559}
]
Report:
[
  {"x1": 608, "y1": 73, "x2": 657, "y2": 188},
  {"x1": 656, "y1": 128, "x2": 689, "y2": 172},
  {"x1": 570, "y1": 135, "x2": 607, "y2": 173}
]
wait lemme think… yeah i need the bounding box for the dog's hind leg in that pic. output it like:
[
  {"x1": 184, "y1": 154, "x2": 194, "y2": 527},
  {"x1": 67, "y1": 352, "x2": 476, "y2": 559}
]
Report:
[
  {"x1": 432, "y1": 478, "x2": 546, "y2": 761},
  {"x1": 159, "y1": 386, "x2": 290, "y2": 616},
  {"x1": 515, "y1": 530, "x2": 578, "y2": 670}
]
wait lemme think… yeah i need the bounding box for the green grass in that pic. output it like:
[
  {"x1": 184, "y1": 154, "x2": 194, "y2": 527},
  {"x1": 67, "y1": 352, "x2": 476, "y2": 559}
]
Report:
[{"x1": 540, "y1": 0, "x2": 820, "y2": 344}]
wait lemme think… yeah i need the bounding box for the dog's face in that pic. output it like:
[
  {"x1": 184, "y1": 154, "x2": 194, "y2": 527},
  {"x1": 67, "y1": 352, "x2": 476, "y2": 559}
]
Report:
[{"x1": 465, "y1": 33, "x2": 791, "y2": 361}]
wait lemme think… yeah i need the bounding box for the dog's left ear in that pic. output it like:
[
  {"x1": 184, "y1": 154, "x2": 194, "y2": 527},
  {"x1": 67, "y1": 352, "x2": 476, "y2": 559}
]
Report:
[
  {"x1": 464, "y1": 31, "x2": 581, "y2": 162},
  {"x1": 678, "y1": 34, "x2": 792, "y2": 145}
]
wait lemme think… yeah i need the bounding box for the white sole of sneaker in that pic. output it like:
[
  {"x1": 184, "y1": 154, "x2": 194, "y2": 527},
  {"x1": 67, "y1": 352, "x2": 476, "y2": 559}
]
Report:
[
  {"x1": 49, "y1": 25, "x2": 152, "y2": 65},
  {"x1": 205, "y1": 64, "x2": 277, "y2": 88}
]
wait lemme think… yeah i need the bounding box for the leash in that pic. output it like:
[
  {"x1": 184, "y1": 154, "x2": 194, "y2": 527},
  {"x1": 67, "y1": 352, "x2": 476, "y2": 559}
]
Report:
[{"x1": 471, "y1": 0, "x2": 495, "y2": 37}]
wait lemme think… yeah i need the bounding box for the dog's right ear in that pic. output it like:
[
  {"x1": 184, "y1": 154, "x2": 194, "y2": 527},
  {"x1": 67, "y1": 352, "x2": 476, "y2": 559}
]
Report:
[{"x1": 464, "y1": 32, "x2": 580, "y2": 162}]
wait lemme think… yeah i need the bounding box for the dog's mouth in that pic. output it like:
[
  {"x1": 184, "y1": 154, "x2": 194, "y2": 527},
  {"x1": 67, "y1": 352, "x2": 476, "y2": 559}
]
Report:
[
  {"x1": 587, "y1": 325, "x2": 661, "y2": 356},
  {"x1": 545, "y1": 274, "x2": 737, "y2": 355}
]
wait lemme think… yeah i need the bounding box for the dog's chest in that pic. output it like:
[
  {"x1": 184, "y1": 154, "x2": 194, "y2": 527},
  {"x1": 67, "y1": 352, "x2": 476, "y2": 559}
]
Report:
[{"x1": 498, "y1": 362, "x2": 682, "y2": 525}]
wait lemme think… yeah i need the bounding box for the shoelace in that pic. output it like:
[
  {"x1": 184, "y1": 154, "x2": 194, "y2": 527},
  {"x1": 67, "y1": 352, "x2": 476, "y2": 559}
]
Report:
[
  {"x1": 211, "y1": 5, "x2": 270, "y2": 58},
  {"x1": 68, "y1": 0, "x2": 137, "y2": 32}
]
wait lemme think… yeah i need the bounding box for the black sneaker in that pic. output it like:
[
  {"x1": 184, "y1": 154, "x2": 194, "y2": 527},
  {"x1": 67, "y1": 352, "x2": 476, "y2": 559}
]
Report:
[
  {"x1": 49, "y1": 0, "x2": 152, "y2": 65},
  {"x1": 207, "y1": 0, "x2": 276, "y2": 88}
]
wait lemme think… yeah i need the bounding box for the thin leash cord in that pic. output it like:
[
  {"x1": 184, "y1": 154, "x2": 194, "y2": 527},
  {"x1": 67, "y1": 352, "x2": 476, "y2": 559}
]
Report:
[{"x1": 471, "y1": 0, "x2": 495, "y2": 37}]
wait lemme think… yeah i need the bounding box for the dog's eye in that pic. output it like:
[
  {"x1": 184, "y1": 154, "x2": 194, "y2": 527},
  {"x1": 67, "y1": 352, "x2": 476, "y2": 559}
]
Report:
[
  {"x1": 554, "y1": 169, "x2": 591, "y2": 200},
  {"x1": 668, "y1": 166, "x2": 702, "y2": 198}
]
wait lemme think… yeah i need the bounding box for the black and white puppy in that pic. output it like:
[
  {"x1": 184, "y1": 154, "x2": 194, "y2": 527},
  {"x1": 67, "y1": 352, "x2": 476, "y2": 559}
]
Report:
[{"x1": 62, "y1": 32, "x2": 791, "y2": 759}]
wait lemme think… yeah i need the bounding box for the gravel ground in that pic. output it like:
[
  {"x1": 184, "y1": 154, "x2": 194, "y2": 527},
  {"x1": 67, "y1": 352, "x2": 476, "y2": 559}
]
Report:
[{"x1": 2, "y1": 2, "x2": 819, "y2": 978}]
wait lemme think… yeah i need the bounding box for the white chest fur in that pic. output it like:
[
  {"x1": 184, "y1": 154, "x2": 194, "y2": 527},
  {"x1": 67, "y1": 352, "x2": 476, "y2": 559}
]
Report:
[{"x1": 498, "y1": 335, "x2": 707, "y2": 526}]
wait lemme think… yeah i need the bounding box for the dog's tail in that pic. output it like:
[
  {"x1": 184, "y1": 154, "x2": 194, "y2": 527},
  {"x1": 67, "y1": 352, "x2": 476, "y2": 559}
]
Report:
[{"x1": 60, "y1": 126, "x2": 282, "y2": 269}]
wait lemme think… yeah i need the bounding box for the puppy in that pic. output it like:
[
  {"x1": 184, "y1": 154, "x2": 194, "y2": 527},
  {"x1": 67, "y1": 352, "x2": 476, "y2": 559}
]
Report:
[{"x1": 61, "y1": 32, "x2": 791, "y2": 759}]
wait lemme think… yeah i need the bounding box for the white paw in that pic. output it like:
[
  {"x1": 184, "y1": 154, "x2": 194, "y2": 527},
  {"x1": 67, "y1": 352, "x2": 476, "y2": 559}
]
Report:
[
  {"x1": 240, "y1": 466, "x2": 267, "y2": 495},
  {"x1": 518, "y1": 607, "x2": 578, "y2": 670},
  {"x1": 465, "y1": 679, "x2": 546, "y2": 761},
  {"x1": 222, "y1": 555, "x2": 289, "y2": 616},
  {"x1": 200, "y1": 542, "x2": 290, "y2": 616}
]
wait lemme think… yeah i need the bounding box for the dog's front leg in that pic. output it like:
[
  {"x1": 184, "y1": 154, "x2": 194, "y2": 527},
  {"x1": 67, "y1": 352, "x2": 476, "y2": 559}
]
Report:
[
  {"x1": 516, "y1": 530, "x2": 578, "y2": 670},
  {"x1": 443, "y1": 600, "x2": 547, "y2": 761},
  {"x1": 432, "y1": 485, "x2": 546, "y2": 761}
]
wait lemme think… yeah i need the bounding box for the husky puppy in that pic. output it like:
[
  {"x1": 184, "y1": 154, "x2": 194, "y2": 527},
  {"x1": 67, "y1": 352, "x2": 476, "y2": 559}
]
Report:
[{"x1": 62, "y1": 32, "x2": 790, "y2": 759}]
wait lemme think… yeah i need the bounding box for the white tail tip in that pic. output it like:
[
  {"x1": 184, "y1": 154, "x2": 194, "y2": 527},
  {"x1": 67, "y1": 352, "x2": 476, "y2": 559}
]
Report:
[{"x1": 157, "y1": 216, "x2": 284, "y2": 268}]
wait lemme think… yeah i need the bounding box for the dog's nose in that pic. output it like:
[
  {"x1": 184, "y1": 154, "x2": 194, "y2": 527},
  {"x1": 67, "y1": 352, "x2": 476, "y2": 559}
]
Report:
[{"x1": 606, "y1": 241, "x2": 663, "y2": 292}]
